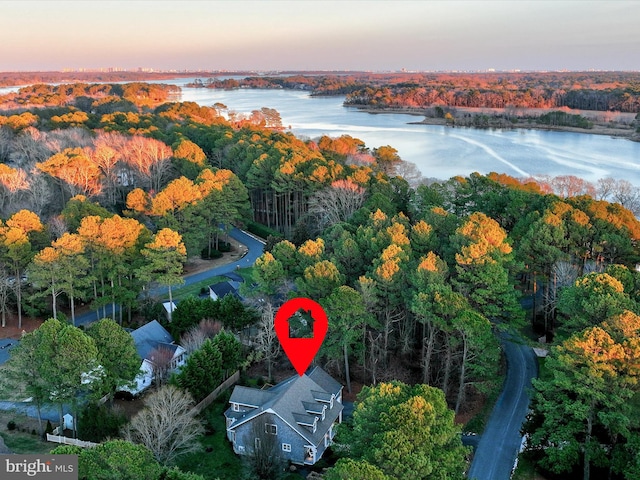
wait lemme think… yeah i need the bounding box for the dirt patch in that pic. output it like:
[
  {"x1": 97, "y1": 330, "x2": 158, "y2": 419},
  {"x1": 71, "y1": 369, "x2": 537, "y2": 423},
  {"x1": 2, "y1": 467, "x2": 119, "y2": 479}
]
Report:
[
  {"x1": 0, "y1": 316, "x2": 44, "y2": 340},
  {"x1": 182, "y1": 237, "x2": 249, "y2": 277},
  {"x1": 454, "y1": 389, "x2": 487, "y2": 426},
  {"x1": 113, "y1": 392, "x2": 150, "y2": 420}
]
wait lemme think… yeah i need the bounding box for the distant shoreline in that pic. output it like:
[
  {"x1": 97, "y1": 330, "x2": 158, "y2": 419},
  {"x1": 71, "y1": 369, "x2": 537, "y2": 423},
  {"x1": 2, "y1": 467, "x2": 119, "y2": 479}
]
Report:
[{"x1": 347, "y1": 104, "x2": 640, "y2": 142}]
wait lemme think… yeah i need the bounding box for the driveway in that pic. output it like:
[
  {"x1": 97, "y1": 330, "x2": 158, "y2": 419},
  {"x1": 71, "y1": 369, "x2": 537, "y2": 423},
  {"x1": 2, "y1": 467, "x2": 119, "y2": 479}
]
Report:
[{"x1": 466, "y1": 333, "x2": 538, "y2": 480}]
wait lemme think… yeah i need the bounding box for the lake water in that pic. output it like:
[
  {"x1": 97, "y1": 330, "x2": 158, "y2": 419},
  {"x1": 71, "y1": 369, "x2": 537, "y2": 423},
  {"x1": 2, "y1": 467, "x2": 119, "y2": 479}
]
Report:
[
  {"x1": 172, "y1": 81, "x2": 640, "y2": 186},
  {"x1": 3, "y1": 78, "x2": 640, "y2": 185}
]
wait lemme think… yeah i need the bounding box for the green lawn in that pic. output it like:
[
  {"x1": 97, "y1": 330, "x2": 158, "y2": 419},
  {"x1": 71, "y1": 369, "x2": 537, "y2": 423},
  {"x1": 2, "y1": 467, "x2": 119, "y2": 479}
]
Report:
[
  {"x1": 0, "y1": 431, "x2": 52, "y2": 454},
  {"x1": 172, "y1": 277, "x2": 226, "y2": 302},
  {"x1": 172, "y1": 267, "x2": 254, "y2": 302},
  {"x1": 176, "y1": 400, "x2": 245, "y2": 480}
]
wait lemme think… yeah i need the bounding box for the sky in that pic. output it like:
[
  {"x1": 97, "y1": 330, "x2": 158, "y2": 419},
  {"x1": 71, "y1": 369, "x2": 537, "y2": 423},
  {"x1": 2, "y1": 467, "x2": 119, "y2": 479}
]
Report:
[{"x1": 1, "y1": 0, "x2": 639, "y2": 72}]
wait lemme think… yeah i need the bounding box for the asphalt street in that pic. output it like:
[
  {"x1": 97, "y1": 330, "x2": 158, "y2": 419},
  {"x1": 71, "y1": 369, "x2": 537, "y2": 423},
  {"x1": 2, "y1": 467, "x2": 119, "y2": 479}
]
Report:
[
  {"x1": 0, "y1": 228, "x2": 265, "y2": 418},
  {"x1": 467, "y1": 333, "x2": 538, "y2": 480},
  {"x1": 73, "y1": 227, "x2": 265, "y2": 327}
]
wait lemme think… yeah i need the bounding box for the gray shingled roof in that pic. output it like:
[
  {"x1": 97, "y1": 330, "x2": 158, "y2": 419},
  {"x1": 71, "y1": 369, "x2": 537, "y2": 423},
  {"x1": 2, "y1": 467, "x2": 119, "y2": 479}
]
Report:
[
  {"x1": 130, "y1": 320, "x2": 175, "y2": 360},
  {"x1": 222, "y1": 272, "x2": 244, "y2": 283},
  {"x1": 210, "y1": 281, "x2": 240, "y2": 299},
  {"x1": 226, "y1": 366, "x2": 343, "y2": 445},
  {"x1": 229, "y1": 385, "x2": 277, "y2": 407},
  {"x1": 308, "y1": 366, "x2": 342, "y2": 396}
]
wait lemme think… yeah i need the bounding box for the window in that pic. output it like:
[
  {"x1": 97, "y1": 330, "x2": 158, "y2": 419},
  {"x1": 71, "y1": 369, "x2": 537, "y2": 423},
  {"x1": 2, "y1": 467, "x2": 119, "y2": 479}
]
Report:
[
  {"x1": 265, "y1": 423, "x2": 277, "y2": 435},
  {"x1": 282, "y1": 443, "x2": 291, "y2": 452}
]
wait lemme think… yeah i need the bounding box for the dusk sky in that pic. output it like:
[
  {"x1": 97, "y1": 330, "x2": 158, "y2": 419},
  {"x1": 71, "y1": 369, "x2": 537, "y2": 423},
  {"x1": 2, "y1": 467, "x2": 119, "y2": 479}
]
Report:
[{"x1": 2, "y1": 1, "x2": 639, "y2": 72}]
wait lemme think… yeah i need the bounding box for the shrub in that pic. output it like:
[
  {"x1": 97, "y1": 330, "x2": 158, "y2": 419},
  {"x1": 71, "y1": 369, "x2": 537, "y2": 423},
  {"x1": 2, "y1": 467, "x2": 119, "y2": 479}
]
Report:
[
  {"x1": 78, "y1": 402, "x2": 127, "y2": 443},
  {"x1": 45, "y1": 420, "x2": 53, "y2": 435},
  {"x1": 246, "y1": 221, "x2": 282, "y2": 242},
  {"x1": 7, "y1": 420, "x2": 16, "y2": 431}
]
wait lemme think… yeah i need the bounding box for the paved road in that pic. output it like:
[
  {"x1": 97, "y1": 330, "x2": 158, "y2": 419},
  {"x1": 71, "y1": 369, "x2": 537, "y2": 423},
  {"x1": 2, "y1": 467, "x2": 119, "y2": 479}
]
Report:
[
  {"x1": 0, "y1": 228, "x2": 265, "y2": 417},
  {"x1": 74, "y1": 227, "x2": 265, "y2": 326},
  {"x1": 467, "y1": 333, "x2": 538, "y2": 480}
]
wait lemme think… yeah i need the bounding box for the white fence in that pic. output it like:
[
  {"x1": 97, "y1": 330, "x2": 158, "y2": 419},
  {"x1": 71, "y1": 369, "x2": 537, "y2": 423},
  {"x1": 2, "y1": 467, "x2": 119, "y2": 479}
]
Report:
[{"x1": 46, "y1": 433, "x2": 98, "y2": 448}]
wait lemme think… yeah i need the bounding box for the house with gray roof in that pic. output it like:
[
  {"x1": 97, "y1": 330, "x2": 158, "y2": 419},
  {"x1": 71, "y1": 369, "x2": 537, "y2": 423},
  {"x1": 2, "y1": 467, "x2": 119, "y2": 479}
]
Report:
[
  {"x1": 209, "y1": 281, "x2": 241, "y2": 301},
  {"x1": 123, "y1": 320, "x2": 186, "y2": 395},
  {"x1": 224, "y1": 366, "x2": 343, "y2": 465}
]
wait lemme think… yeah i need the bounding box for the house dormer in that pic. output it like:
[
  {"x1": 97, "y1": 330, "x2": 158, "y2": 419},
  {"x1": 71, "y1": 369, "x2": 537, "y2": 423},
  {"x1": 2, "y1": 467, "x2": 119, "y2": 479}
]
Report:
[
  {"x1": 293, "y1": 412, "x2": 318, "y2": 433},
  {"x1": 302, "y1": 401, "x2": 326, "y2": 418},
  {"x1": 311, "y1": 390, "x2": 332, "y2": 404}
]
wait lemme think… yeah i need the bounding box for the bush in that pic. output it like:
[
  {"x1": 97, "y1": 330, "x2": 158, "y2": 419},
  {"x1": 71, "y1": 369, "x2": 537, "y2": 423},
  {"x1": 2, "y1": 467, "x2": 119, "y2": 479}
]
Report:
[
  {"x1": 200, "y1": 248, "x2": 222, "y2": 260},
  {"x1": 537, "y1": 111, "x2": 593, "y2": 129},
  {"x1": 77, "y1": 402, "x2": 127, "y2": 443},
  {"x1": 7, "y1": 420, "x2": 16, "y2": 431},
  {"x1": 246, "y1": 221, "x2": 283, "y2": 242}
]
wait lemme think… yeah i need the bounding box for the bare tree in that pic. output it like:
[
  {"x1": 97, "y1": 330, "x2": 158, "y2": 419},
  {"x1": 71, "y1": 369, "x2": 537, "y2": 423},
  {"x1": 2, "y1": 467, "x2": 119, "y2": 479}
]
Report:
[
  {"x1": 247, "y1": 414, "x2": 282, "y2": 479},
  {"x1": 0, "y1": 264, "x2": 11, "y2": 328},
  {"x1": 308, "y1": 179, "x2": 366, "y2": 232},
  {"x1": 23, "y1": 171, "x2": 53, "y2": 216},
  {"x1": 0, "y1": 127, "x2": 15, "y2": 162},
  {"x1": 91, "y1": 132, "x2": 128, "y2": 207},
  {"x1": 9, "y1": 127, "x2": 53, "y2": 168},
  {"x1": 149, "y1": 346, "x2": 175, "y2": 386},
  {"x1": 549, "y1": 175, "x2": 595, "y2": 198},
  {"x1": 596, "y1": 177, "x2": 617, "y2": 200},
  {"x1": 180, "y1": 319, "x2": 222, "y2": 355},
  {"x1": 123, "y1": 385, "x2": 204, "y2": 465},
  {"x1": 611, "y1": 179, "x2": 640, "y2": 216},
  {"x1": 395, "y1": 160, "x2": 424, "y2": 188},
  {"x1": 122, "y1": 136, "x2": 173, "y2": 192},
  {"x1": 47, "y1": 127, "x2": 93, "y2": 150},
  {"x1": 254, "y1": 301, "x2": 280, "y2": 381}
]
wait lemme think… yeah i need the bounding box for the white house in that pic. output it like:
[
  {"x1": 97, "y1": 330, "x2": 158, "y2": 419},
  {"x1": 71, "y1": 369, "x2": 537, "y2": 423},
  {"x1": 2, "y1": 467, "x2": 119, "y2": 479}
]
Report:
[{"x1": 122, "y1": 320, "x2": 186, "y2": 395}]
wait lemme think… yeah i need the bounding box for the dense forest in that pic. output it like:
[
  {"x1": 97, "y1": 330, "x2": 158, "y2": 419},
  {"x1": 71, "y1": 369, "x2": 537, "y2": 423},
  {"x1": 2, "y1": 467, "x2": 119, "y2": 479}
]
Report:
[{"x1": 0, "y1": 81, "x2": 639, "y2": 478}]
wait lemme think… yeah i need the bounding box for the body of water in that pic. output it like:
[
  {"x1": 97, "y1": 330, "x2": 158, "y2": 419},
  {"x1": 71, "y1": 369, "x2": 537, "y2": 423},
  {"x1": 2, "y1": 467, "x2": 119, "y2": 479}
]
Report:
[
  {"x1": 3, "y1": 78, "x2": 640, "y2": 185},
  {"x1": 176, "y1": 84, "x2": 640, "y2": 186}
]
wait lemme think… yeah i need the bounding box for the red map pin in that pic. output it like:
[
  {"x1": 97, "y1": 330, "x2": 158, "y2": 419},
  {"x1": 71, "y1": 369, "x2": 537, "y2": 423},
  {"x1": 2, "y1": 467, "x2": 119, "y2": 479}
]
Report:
[{"x1": 275, "y1": 298, "x2": 328, "y2": 376}]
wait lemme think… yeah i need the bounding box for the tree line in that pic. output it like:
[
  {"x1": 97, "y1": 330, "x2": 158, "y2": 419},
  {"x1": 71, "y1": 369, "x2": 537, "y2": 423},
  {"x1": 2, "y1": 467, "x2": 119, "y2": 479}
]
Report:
[{"x1": 188, "y1": 71, "x2": 640, "y2": 112}]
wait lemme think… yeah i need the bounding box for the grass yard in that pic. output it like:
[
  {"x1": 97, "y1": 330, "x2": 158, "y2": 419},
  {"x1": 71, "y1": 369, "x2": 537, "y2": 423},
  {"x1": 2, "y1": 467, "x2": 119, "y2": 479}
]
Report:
[
  {"x1": 172, "y1": 277, "x2": 226, "y2": 302},
  {"x1": 172, "y1": 268, "x2": 254, "y2": 303},
  {"x1": 0, "y1": 410, "x2": 53, "y2": 454},
  {"x1": 0, "y1": 430, "x2": 52, "y2": 454},
  {"x1": 512, "y1": 455, "x2": 548, "y2": 480},
  {"x1": 176, "y1": 399, "x2": 245, "y2": 480}
]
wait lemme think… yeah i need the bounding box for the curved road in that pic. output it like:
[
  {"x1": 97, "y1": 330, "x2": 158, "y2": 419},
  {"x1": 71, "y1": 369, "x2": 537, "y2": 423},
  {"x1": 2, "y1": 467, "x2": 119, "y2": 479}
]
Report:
[
  {"x1": 467, "y1": 333, "x2": 538, "y2": 480},
  {"x1": 74, "y1": 227, "x2": 265, "y2": 326},
  {"x1": 0, "y1": 228, "x2": 265, "y2": 419}
]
